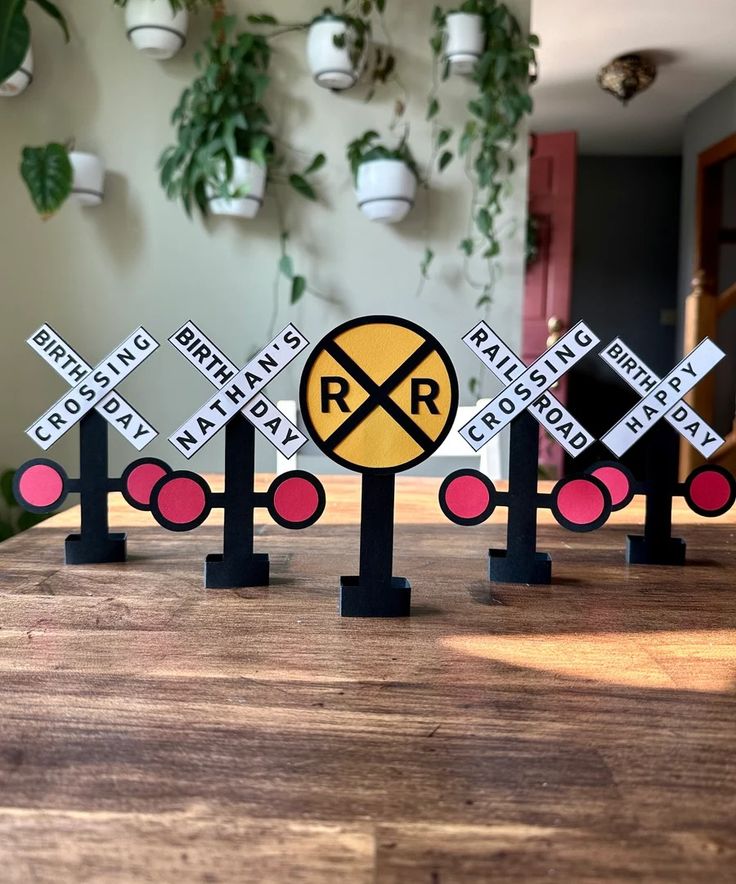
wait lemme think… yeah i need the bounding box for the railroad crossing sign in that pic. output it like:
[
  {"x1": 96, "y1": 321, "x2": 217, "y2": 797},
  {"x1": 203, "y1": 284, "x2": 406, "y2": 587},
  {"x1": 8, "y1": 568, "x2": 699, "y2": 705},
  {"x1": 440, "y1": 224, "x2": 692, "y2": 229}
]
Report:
[
  {"x1": 15, "y1": 325, "x2": 160, "y2": 565},
  {"x1": 593, "y1": 336, "x2": 728, "y2": 565},
  {"x1": 26, "y1": 326, "x2": 159, "y2": 451},
  {"x1": 169, "y1": 323, "x2": 308, "y2": 459},
  {"x1": 450, "y1": 319, "x2": 603, "y2": 587},
  {"x1": 164, "y1": 322, "x2": 320, "y2": 589},
  {"x1": 461, "y1": 321, "x2": 597, "y2": 456},
  {"x1": 600, "y1": 337, "x2": 726, "y2": 458},
  {"x1": 459, "y1": 320, "x2": 600, "y2": 452},
  {"x1": 300, "y1": 316, "x2": 459, "y2": 474},
  {"x1": 300, "y1": 315, "x2": 459, "y2": 617}
]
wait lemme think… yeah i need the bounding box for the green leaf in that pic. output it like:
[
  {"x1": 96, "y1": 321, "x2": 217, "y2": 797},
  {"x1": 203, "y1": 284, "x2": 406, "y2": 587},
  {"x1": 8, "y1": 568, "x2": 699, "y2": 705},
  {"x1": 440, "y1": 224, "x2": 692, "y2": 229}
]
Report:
[
  {"x1": 247, "y1": 13, "x2": 279, "y2": 25},
  {"x1": 426, "y1": 97, "x2": 439, "y2": 120},
  {"x1": 437, "y1": 128, "x2": 452, "y2": 148},
  {"x1": 476, "y1": 294, "x2": 492, "y2": 308},
  {"x1": 289, "y1": 174, "x2": 317, "y2": 201},
  {"x1": 438, "y1": 151, "x2": 453, "y2": 172},
  {"x1": 304, "y1": 152, "x2": 326, "y2": 175},
  {"x1": 476, "y1": 207, "x2": 492, "y2": 237},
  {"x1": 420, "y1": 247, "x2": 434, "y2": 280},
  {"x1": 291, "y1": 275, "x2": 306, "y2": 304},
  {"x1": 460, "y1": 238, "x2": 474, "y2": 256},
  {"x1": 31, "y1": 0, "x2": 70, "y2": 42},
  {"x1": 0, "y1": 469, "x2": 15, "y2": 508},
  {"x1": 279, "y1": 254, "x2": 294, "y2": 279},
  {"x1": 20, "y1": 143, "x2": 73, "y2": 217},
  {"x1": 0, "y1": 0, "x2": 30, "y2": 84}
]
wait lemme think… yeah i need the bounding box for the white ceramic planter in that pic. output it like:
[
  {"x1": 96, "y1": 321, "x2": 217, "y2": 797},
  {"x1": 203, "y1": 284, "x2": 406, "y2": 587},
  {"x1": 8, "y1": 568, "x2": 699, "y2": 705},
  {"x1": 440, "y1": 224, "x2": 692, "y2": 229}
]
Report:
[
  {"x1": 444, "y1": 12, "x2": 485, "y2": 75},
  {"x1": 69, "y1": 152, "x2": 105, "y2": 207},
  {"x1": 356, "y1": 159, "x2": 417, "y2": 224},
  {"x1": 125, "y1": 0, "x2": 188, "y2": 60},
  {"x1": 307, "y1": 17, "x2": 363, "y2": 91},
  {"x1": 207, "y1": 157, "x2": 266, "y2": 219},
  {"x1": 0, "y1": 46, "x2": 33, "y2": 97}
]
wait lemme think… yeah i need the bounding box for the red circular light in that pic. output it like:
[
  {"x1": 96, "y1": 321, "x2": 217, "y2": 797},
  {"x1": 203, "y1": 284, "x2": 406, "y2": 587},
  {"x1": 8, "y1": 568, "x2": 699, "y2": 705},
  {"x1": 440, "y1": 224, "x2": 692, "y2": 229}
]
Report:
[
  {"x1": 18, "y1": 463, "x2": 64, "y2": 509},
  {"x1": 556, "y1": 478, "x2": 606, "y2": 527},
  {"x1": 591, "y1": 465, "x2": 630, "y2": 508},
  {"x1": 444, "y1": 474, "x2": 491, "y2": 521},
  {"x1": 273, "y1": 477, "x2": 320, "y2": 524},
  {"x1": 156, "y1": 477, "x2": 207, "y2": 526},
  {"x1": 125, "y1": 462, "x2": 168, "y2": 507},
  {"x1": 689, "y1": 469, "x2": 732, "y2": 513}
]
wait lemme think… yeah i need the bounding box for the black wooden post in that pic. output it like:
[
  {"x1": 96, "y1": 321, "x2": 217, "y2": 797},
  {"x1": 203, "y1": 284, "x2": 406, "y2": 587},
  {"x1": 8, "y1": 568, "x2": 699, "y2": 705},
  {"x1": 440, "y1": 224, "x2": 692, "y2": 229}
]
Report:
[
  {"x1": 204, "y1": 412, "x2": 269, "y2": 588},
  {"x1": 488, "y1": 410, "x2": 552, "y2": 585},
  {"x1": 65, "y1": 410, "x2": 126, "y2": 564},
  {"x1": 340, "y1": 472, "x2": 411, "y2": 617}
]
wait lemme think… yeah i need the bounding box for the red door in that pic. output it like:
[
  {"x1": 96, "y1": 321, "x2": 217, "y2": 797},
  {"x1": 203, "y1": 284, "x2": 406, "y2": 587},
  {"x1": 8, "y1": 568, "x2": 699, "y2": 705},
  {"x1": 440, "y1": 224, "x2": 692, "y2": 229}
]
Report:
[{"x1": 523, "y1": 131, "x2": 578, "y2": 478}]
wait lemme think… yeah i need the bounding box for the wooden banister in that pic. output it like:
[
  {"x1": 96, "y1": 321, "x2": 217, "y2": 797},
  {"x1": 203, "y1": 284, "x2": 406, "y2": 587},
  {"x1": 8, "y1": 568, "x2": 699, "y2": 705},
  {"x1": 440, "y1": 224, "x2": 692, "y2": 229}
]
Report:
[
  {"x1": 680, "y1": 270, "x2": 718, "y2": 478},
  {"x1": 717, "y1": 279, "x2": 736, "y2": 317}
]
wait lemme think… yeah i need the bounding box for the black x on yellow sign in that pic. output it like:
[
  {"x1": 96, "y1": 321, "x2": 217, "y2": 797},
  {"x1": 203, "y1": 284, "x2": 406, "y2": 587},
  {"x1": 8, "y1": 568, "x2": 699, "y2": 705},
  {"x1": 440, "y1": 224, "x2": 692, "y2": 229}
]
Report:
[{"x1": 300, "y1": 316, "x2": 459, "y2": 473}]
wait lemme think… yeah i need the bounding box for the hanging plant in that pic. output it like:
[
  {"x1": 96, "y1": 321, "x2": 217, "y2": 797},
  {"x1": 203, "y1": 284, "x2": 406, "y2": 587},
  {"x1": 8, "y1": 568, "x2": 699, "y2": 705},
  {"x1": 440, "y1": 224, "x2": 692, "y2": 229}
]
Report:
[
  {"x1": 0, "y1": 0, "x2": 69, "y2": 85},
  {"x1": 159, "y1": 15, "x2": 326, "y2": 303},
  {"x1": 347, "y1": 130, "x2": 420, "y2": 223},
  {"x1": 20, "y1": 141, "x2": 106, "y2": 218},
  {"x1": 112, "y1": 0, "x2": 219, "y2": 60},
  {"x1": 427, "y1": 0, "x2": 538, "y2": 305},
  {"x1": 247, "y1": 1, "x2": 396, "y2": 96}
]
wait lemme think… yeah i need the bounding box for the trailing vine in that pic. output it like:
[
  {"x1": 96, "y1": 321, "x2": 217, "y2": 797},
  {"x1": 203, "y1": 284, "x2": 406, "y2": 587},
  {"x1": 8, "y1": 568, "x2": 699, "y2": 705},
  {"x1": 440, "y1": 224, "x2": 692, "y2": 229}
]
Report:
[
  {"x1": 427, "y1": 0, "x2": 538, "y2": 310},
  {"x1": 159, "y1": 14, "x2": 326, "y2": 304}
]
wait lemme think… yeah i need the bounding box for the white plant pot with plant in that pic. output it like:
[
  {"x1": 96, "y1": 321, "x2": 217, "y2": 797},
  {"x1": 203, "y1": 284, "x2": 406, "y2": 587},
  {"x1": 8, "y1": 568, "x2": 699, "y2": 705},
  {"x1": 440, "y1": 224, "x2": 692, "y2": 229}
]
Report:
[
  {"x1": 121, "y1": 0, "x2": 189, "y2": 60},
  {"x1": 307, "y1": 14, "x2": 365, "y2": 91},
  {"x1": 69, "y1": 151, "x2": 105, "y2": 206},
  {"x1": 20, "y1": 142, "x2": 104, "y2": 218},
  {"x1": 444, "y1": 11, "x2": 484, "y2": 74},
  {"x1": 0, "y1": 46, "x2": 33, "y2": 97},
  {"x1": 349, "y1": 131, "x2": 419, "y2": 224},
  {"x1": 0, "y1": 0, "x2": 69, "y2": 94},
  {"x1": 160, "y1": 18, "x2": 326, "y2": 302},
  {"x1": 207, "y1": 157, "x2": 267, "y2": 219}
]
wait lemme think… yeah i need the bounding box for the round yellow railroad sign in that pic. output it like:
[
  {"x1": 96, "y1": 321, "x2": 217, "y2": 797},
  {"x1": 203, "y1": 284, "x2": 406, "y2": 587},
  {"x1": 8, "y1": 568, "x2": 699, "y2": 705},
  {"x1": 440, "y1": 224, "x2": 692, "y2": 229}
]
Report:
[{"x1": 300, "y1": 316, "x2": 459, "y2": 474}]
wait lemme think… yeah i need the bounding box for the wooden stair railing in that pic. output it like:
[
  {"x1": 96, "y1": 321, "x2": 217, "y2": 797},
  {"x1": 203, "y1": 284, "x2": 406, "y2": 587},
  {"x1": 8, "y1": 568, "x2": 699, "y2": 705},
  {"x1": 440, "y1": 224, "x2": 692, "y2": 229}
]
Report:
[{"x1": 680, "y1": 269, "x2": 736, "y2": 478}]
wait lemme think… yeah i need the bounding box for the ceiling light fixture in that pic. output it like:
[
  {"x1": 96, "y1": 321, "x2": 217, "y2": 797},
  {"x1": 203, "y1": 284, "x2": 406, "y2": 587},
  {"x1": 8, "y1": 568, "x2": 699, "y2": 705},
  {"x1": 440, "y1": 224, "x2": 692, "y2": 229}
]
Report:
[{"x1": 597, "y1": 53, "x2": 657, "y2": 105}]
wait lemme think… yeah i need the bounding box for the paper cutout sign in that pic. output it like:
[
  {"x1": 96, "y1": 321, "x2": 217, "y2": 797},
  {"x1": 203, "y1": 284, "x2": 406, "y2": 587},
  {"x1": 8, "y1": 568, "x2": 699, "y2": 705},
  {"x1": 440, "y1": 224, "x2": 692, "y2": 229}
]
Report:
[
  {"x1": 459, "y1": 321, "x2": 600, "y2": 452},
  {"x1": 300, "y1": 315, "x2": 459, "y2": 617},
  {"x1": 601, "y1": 338, "x2": 725, "y2": 457},
  {"x1": 27, "y1": 325, "x2": 158, "y2": 450},
  {"x1": 447, "y1": 319, "x2": 605, "y2": 587},
  {"x1": 600, "y1": 338, "x2": 725, "y2": 458},
  {"x1": 161, "y1": 323, "x2": 322, "y2": 589},
  {"x1": 15, "y1": 325, "x2": 162, "y2": 564},
  {"x1": 301, "y1": 316, "x2": 458, "y2": 474},
  {"x1": 27, "y1": 327, "x2": 159, "y2": 450},
  {"x1": 169, "y1": 323, "x2": 308, "y2": 459},
  {"x1": 590, "y1": 335, "x2": 729, "y2": 565}
]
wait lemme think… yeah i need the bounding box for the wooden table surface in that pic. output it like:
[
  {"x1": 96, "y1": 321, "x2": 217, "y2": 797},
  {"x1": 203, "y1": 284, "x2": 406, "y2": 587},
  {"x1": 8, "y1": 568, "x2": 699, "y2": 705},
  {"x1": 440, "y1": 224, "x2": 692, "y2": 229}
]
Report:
[{"x1": 0, "y1": 475, "x2": 734, "y2": 883}]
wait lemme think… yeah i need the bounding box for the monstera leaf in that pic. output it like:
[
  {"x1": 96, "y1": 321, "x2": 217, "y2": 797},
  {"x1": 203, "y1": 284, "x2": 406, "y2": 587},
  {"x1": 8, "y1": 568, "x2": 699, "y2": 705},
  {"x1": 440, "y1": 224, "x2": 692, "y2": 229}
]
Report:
[
  {"x1": 0, "y1": 0, "x2": 69, "y2": 83},
  {"x1": 20, "y1": 143, "x2": 73, "y2": 218}
]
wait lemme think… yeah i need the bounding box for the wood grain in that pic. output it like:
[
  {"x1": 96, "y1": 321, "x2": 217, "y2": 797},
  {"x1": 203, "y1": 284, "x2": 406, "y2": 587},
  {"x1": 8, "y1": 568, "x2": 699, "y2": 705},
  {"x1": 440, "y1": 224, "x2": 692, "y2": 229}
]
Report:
[{"x1": 0, "y1": 476, "x2": 734, "y2": 882}]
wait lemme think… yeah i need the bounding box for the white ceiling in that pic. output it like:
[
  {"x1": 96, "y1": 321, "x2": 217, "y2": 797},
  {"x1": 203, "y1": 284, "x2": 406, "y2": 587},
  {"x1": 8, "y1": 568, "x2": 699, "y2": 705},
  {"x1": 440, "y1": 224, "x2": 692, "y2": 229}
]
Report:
[{"x1": 530, "y1": 0, "x2": 736, "y2": 155}]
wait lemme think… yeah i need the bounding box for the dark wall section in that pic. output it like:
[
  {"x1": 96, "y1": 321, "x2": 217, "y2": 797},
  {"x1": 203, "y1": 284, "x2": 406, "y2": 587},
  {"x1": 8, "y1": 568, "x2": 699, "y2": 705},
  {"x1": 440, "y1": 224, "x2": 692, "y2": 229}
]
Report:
[{"x1": 566, "y1": 155, "x2": 682, "y2": 475}]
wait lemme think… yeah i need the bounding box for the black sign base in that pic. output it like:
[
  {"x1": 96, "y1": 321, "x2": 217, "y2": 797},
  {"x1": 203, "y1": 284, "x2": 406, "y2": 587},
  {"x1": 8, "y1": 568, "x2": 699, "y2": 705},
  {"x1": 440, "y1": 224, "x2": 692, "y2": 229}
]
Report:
[
  {"x1": 339, "y1": 576, "x2": 411, "y2": 617},
  {"x1": 626, "y1": 535, "x2": 686, "y2": 566},
  {"x1": 489, "y1": 549, "x2": 552, "y2": 585},
  {"x1": 205, "y1": 552, "x2": 270, "y2": 589},
  {"x1": 65, "y1": 532, "x2": 127, "y2": 565}
]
